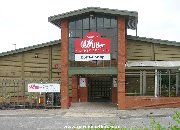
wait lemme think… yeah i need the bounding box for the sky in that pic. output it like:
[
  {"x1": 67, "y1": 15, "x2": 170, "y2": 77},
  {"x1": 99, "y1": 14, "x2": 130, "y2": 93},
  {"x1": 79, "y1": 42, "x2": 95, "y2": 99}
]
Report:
[{"x1": 0, "y1": 0, "x2": 180, "y2": 53}]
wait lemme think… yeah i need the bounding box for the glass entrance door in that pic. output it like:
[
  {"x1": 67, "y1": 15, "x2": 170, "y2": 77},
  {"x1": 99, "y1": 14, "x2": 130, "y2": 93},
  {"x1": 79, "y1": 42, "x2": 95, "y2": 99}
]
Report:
[{"x1": 88, "y1": 77, "x2": 112, "y2": 102}]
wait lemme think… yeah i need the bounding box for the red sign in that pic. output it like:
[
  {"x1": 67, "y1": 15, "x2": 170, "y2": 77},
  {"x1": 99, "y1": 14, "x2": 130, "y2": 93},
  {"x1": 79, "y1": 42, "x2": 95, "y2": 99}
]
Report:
[{"x1": 74, "y1": 32, "x2": 110, "y2": 54}]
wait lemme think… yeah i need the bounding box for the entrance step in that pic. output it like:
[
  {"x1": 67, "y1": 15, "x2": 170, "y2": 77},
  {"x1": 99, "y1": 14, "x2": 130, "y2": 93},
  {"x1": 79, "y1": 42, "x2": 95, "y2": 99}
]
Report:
[{"x1": 69, "y1": 102, "x2": 117, "y2": 113}]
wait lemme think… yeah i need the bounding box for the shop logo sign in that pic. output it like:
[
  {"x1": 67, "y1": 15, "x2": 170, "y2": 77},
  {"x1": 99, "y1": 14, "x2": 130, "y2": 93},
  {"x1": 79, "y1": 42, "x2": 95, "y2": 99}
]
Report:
[{"x1": 74, "y1": 32, "x2": 110, "y2": 61}]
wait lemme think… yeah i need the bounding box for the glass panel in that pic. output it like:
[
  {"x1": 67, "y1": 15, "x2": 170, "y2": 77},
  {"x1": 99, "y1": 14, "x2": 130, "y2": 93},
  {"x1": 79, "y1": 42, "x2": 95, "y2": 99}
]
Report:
[
  {"x1": 76, "y1": 30, "x2": 82, "y2": 38},
  {"x1": 97, "y1": 17, "x2": 103, "y2": 28},
  {"x1": 90, "y1": 28, "x2": 96, "y2": 32},
  {"x1": 125, "y1": 74, "x2": 140, "y2": 96},
  {"x1": 146, "y1": 74, "x2": 155, "y2": 96},
  {"x1": 178, "y1": 73, "x2": 180, "y2": 96},
  {"x1": 111, "y1": 18, "x2": 117, "y2": 27},
  {"x1": 96, "y1": 28, "x2": 104, "y2": 37},
  {"x1": 83, "y1": 17, "x2": 89, "y2": 29},
  {"x1": 125, "y1": 70, "x2": 180, "y2": 97},
  {"x1": 158, "y1": 70, "x2": 178, "y2": 97},
  {"x1": 103, "y1": 28, "x2": 114, "y2": 37},
  {"x1": 69, "y1": 21, "x2": 75, "y2": 29},
  {"x1": 90, "y1": 17, "x2": 96, "y2": 29},
  {"x1": 111, "y1": 28, "x2": 117, "y2": 37},
  {"x1": 160, "y1": 71, "x2": 169, "y2": 97},
  {"x1": 104, "y1": 17, "x2": 111, "y2": 28},
  {"x1": 76, "y1": 19, "x2": 82, "y2": 29},
  {"x1": 83, "y1": 30, "x2": 89, "y2": 37},
  {"x1": 69, "y1": 38, "x2": 75, "y2": 60},
  {"x1": 69, "y1": 30, "x2": 76, "y2": 38},
  {"x1": 68, "y1": 15, "x2": 118, "y2": 67},
  {"x1": 111, "y1": 37, "x2": 118, "y2": 60},
  {"x1": 170, "y1": 74, "x2": 176, "y2": 96}
]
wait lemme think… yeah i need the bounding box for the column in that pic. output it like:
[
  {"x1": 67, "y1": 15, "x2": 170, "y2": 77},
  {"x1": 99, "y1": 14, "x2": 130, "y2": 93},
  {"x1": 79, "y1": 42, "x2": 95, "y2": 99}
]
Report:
[
  {"x1": 60, "y1": 19, "x2": 69, "y2": 109},
  {"x1": 72, "y1": 75, "x2": 78, "y2": 102},
  {"x1": 117, "y1": 16, "x2": 126, "y2": 109}
]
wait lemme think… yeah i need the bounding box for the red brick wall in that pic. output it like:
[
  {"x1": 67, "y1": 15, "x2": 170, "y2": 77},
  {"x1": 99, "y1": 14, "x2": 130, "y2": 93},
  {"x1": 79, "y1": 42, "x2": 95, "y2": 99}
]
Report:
[
  {"x1": 79, "y1": 88, "x2": 88, "y2": 102},
  {"x1": 79, "y1": 78, "x2": 88, "y2": 102},
  {"x1": 60, "y1": 19, "x2": 69, "y2": 109},
  {"x1": 112, "y1": 87, "x2": 117, "y2": 103},
  {"x1": 126, "y1": 96, "x2": 180, "y2": 109},
  {"x1": 72, "y1": 75, "x2": 78, "y2": 102},
  {"x1": 117, "y1": 16, "x2": 126, "y2": 109}
]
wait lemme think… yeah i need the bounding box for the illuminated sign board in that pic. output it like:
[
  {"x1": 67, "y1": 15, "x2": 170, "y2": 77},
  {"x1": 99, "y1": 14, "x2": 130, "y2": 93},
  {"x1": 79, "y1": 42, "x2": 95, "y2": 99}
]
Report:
[{"x1": 74, "y1": 32, "x2": 110, "y2": 61}]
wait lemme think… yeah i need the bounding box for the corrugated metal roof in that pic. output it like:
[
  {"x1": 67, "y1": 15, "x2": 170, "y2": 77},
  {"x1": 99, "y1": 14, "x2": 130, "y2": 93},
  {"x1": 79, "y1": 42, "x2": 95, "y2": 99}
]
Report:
[
  {"x1": 0, "y1": 40, "x2": 60, "y2": 57},
  {"x1": 48, "y1": 7, "x2": 138, "y2": 30},
  {"x1": 126, "y1": 61, "x2": 180, "y2": 67},
  {"x1": 127, "y1": 35, "x2": 180, "y2": 46},
  {"x1": 0, "y1": 35, "x2": 179, "y2": 57}
]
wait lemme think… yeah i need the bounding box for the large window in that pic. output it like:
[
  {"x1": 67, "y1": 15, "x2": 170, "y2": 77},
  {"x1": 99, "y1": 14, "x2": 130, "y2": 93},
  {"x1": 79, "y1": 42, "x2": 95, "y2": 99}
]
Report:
[
  {"x1": 68, "y1": 14, "x2": 118, "y2": 67},
  {"x1": 158, "y1": 70, "x2": 179, "y2": 97},
  {"x1": 125, "y1": 69, "x2": 180, "y2": 97}
]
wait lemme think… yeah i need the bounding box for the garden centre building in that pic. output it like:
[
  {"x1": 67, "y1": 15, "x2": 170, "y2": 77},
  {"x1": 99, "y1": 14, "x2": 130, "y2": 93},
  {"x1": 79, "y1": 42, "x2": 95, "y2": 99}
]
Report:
[{"x1": 0, "y1": 7, "x2": 179, "y2": 109}]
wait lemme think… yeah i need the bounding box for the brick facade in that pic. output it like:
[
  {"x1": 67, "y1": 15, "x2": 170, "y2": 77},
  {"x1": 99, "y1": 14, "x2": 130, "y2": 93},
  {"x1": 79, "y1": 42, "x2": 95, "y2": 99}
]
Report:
[
  {"x1": 49, "y1": 8, "x2": 180, "y2": 110},
  {"x1": 117, "y1": 16, "x2": 126, "y2": 109},
  {"x1": 60, "y1": 20, "x2": 69, "y2": 109},
  {"x1": 72, "y1": 75, "x2": 78, "y2": 102},
  {"x1": 79, "y1": 78, "x2": 88, "y2": 102},
  {"x1": 126, "y1": 96, "x2": 180, "y2": 109},
  {"x1": 112, "y1": 87, "x2": 117, "y2": 103}
]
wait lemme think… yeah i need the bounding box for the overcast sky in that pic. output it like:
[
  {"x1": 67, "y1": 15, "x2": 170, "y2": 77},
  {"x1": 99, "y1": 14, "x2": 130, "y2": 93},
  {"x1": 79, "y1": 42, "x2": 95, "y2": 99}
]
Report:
[{"x1": 0, "y1": 0, "x2": 180, "y2": 53}]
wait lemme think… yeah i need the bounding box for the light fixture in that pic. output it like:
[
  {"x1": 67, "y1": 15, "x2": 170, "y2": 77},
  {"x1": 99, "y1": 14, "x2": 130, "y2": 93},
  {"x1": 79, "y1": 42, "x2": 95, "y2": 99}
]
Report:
[
  {"x1": 90, "y1": 13, "x2": 95, "y2": 19},
  {"x1": 35, "y1": 53, "x2": 38, "y2": 58}
]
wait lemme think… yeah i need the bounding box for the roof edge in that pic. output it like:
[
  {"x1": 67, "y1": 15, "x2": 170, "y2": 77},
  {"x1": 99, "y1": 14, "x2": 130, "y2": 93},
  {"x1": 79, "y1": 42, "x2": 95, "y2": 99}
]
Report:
[
  {"x1": 48, "y1": 7, "x2": 138, "y2": 29},
  {"x1": 48, "y1": 7, "x2": 138, "y2": 22},
  {"x1": 127, "y1": 35, "x2": 180, "y2": 46},
  {"x1": 0, "y1": 39, "x2": 60, "y2": 57}
]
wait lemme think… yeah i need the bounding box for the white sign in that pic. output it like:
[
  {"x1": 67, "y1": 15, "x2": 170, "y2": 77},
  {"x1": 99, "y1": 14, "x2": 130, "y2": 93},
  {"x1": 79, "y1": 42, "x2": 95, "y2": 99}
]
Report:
[
  {"x1": 79, "y1": 78, "x2": 86, "y2": 87},
  {"x1": 113, "y1": 78, "x2": 117, "y2": 87},
  {"x1": 28, "y1": 83, "x2": 60, "y2": 92},
  {"x1": 75, "y1": 54, "x2": 110, "y2": 61}
]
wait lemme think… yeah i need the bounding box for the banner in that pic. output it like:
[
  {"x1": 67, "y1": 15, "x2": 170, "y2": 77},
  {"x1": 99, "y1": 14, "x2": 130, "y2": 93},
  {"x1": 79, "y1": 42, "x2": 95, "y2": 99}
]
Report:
[{"x1": 28, "y1": 83, "x2": 60, "y2": 92}]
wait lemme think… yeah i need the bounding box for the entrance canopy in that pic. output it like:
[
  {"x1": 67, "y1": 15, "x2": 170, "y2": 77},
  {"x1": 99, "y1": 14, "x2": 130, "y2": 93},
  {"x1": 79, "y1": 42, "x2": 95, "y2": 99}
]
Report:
[{"x1": 126, "y1": 61, "x2": 180, "y2": 68}]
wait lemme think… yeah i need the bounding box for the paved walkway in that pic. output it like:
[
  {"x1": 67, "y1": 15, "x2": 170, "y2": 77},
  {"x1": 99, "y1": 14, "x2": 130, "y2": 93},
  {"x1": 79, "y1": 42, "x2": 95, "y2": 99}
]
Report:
[
  {"x1": 0, "y1": 102, "x2": 179, "y2": 118},
  {"x1": 69, "y1": 102, "x2": 179, "y2": 118},
  {"x1": 0, "y1": 103, "x2": 179, "y2": 129}
]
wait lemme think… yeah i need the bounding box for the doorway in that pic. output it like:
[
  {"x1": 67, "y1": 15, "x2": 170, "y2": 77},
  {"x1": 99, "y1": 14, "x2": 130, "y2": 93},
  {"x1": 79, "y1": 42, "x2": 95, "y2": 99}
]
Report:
[{"x1": 88, "y1": 77, "x2": 112, "y2": 102}]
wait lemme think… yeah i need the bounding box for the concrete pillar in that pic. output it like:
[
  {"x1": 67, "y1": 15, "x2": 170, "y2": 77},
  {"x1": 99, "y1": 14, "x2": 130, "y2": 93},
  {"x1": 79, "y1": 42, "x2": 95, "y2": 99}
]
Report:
[
  {"x1": 117, "y1": 16, "x2": 126, "y2": 110},
  {"x1": 60, "y1": 19, "x2": 69, "y2": 109}
]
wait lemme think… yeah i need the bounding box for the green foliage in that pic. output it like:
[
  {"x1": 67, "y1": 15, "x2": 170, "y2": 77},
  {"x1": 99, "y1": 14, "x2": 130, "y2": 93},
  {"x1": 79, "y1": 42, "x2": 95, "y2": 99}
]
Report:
[
  {"x1": 149, "y1": 111, "x2": 180, "y2": 130},
  {"x1": 170, "y1": 111, "x2": 180, "y2": 130},
  {"x1": 150, "y1": 118, "x2": 166, "y2": 130},
  {"x1": 172, "y1": 111, "x2": 180, "y2": 124}
]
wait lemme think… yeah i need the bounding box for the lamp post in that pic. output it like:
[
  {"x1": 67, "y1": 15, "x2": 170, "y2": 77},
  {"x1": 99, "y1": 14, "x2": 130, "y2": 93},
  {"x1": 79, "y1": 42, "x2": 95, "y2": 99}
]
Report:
[{"x1": 12, "y1": 44, "x2": 16, "y2": 50}]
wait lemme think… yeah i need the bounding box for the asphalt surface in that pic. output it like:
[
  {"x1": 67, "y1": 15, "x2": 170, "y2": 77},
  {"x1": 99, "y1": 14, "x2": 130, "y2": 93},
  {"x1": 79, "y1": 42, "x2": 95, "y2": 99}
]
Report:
[{"x1": 0, "y1": 103, "x2": 179, "y2": 130}]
